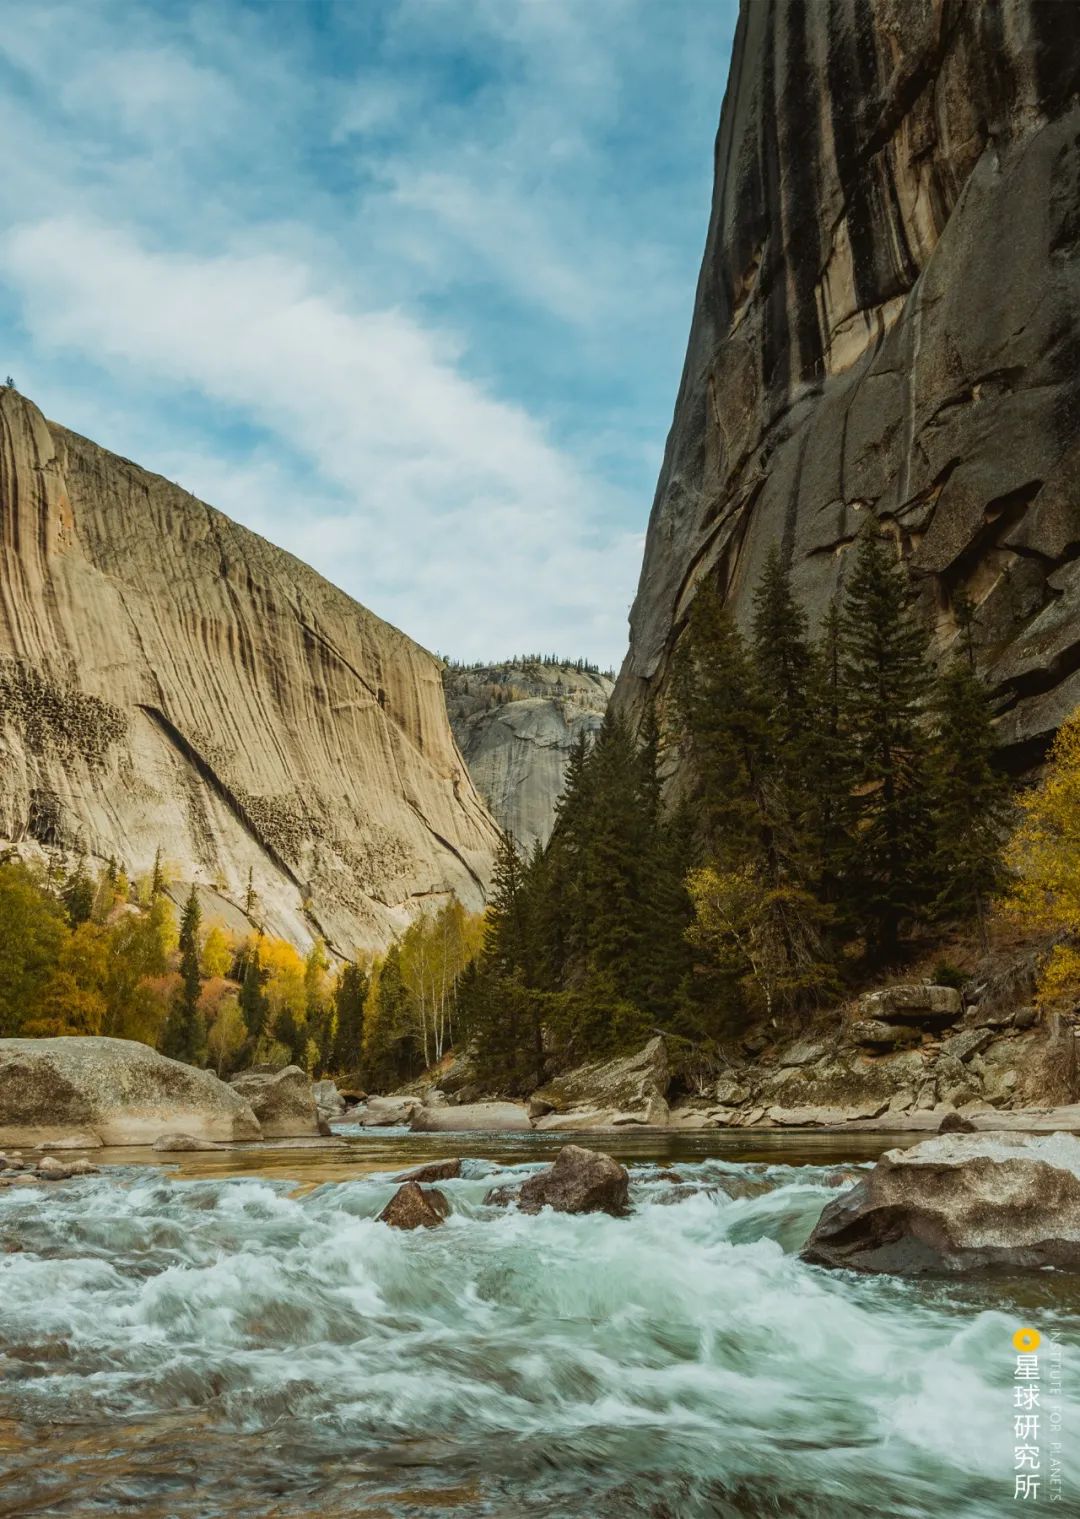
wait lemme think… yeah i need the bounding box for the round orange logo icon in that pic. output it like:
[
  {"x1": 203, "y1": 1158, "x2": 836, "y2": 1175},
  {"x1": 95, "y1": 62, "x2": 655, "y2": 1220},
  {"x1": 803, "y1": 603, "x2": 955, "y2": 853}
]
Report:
[{"x1": 1013, "y1": 1328, "x2": 1041, "y2": 1353}]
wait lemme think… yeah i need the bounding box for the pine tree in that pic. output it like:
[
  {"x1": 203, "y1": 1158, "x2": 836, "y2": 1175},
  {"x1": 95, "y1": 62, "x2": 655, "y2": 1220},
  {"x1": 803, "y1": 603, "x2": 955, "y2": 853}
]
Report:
[
  {"x1": 803, "y1": 599, "x2": 853, "y2": 908},
  {"x1": 673, "y1": 584, "x2": 767, "y2": 867},
  {"x1": 839, "y1": 524, "x2": 935, "y2": 960},
  {"x1": 331, "y1": 961, "x2": 369, "y2": 1073},
  {"x1": 929, "y1": 656, "x2": 1010, "y2": 941},
  {"x1": 162, "y1": 885, "x2": 205, "y2": 1064},
  {"x1": 239, "y1": 938, "x2": 269, "y2": 1040},
  {"x1": 150, "y1": 847, "x2": 166, "y2": 901},
  {"x1": 63, "y1": 863, "x2": 96, "y2": 928},
  {"x1": 752, "y1": 544, "x2": 812, "y2": 748}
]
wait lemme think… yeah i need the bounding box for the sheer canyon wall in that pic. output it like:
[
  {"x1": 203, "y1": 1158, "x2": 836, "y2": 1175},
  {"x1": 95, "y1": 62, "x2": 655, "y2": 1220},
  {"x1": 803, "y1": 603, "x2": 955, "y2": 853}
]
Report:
[
  {"x1": 0, "y1": 388, "x2": 498, "y2": 953},
  {"x1": 617, "y1": 0, "x2": 1080, "y2": 764}
]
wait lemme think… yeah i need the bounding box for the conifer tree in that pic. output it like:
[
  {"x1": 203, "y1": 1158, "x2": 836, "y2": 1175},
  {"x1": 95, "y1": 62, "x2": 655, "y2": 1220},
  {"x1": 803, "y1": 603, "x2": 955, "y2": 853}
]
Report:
[
  {"x1": 150, "y1": 847, "x2": 166, "y2": 901},
  {"x1": 239, "y1": 939, "x2": 269, "y2": 1040},
  {"x1": 803, "y1": 600, "x2": 853, "y2": 908},
  {"x1": 839, "y1": 524, "x2": 935, "y2": 960},
  {"x1": 929, "y1": 655, "x2": 1010, "y2": 941},
  {"x1": 673, "y1": 582, "x2": 767, "y2": 866},
  {"x1": 162, "y1": 885, "x2": 205, "y2": 1064},
  {"x1": 332, "y1": 961, "x2": 368, "y2": 1074}
]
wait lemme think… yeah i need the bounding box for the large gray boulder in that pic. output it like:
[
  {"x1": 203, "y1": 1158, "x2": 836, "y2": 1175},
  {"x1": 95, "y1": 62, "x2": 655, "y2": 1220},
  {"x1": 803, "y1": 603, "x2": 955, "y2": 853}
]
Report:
[
  {"x1": 409, "y1": 1101, "x2": 532, "y2": 1133},
  {"x1": 802, "y1": 1132, "x2": 1080, "y2": 1273},
  {"x1": 229, "y1": 1066, "x2": 320, "y2": 1138},
  {"x1": 856, "y1": 986, "x2": 962, "y2": 1028},
  {"x1": 529, "y1": 1037, "x2": 670, "y2": 1129},
  {"x1": 356, "y1": 1094, "x2": 423, "y2": 1128},
  {"x1": 312, "y1": 1078, "x2": 346, "y2": 1122},
  {"x1": 0, "y1": 1037, "x2": 261, "y2": 1147}
]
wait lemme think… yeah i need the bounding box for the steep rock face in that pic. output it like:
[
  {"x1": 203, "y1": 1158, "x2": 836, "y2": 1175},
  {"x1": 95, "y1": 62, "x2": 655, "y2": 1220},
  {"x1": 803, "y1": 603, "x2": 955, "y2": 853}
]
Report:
[
  {"x1": 0, "y1": 389, "x2": 498, "y2": 952},
  {"x1": 443, "y1": 662, "x2": 612, "y2": 848},
  {"x1": 617, "y1": 0, "x2": 1080, "y2": 762}
]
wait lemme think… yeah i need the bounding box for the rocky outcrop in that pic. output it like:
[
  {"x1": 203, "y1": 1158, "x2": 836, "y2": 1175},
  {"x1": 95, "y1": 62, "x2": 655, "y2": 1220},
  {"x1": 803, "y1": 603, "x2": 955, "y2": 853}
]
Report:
[
  {"x1": 530, "y1": 1037, "x2": 671, "y2": 1129},
  {"x1": 409, "y1": 1100, "x2": 532, "y2": 1132},
  {"x1": 312, "y1": 1079, "x2": 346, "y2": 1124},
  {"x1": 354, "y1": 1095, "x2": 422, "y2": 1128},
  {"x1": 443, "y1": 661, "x2": 612, "y2": 849},
  {"x1": 393, "y1": 1158, "x2": 463, "y2": 1183},
  {"x1": 616, "y1": 0, "x2": 1080, "y2": 766},
  {"x1": 0, "y1": 388, "x2": 498, "y2": 953},
  {"x1": 229, "y1": 1066, "x2": 320, "y2": 1138},
  {"x1": 802, "y1": 1131, "x2": 1080, "y2": 1273},
  {"x1": 488, "y1": 1145, "x2": 629, "y2": 1217},
  {"x1": 377, "y1": 1180, "x2": 451, "y2": 1230},
  {"x1": 0, "y1": 1036, "x2": 261, "y2": 1146}
]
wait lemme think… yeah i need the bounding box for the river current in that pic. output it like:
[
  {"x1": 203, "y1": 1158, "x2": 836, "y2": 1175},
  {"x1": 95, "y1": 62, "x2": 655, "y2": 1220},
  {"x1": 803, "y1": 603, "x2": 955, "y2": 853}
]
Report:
[{"x1": 1, "y1": 1127, "x2": 1076, "y2": 1518}]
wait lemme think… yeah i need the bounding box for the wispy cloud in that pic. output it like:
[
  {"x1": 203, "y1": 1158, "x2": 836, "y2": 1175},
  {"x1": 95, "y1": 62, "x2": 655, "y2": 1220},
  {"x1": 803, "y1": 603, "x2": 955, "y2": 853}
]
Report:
[{"x1": 0, "y1": 0, "x2": 735, "y2": 665}]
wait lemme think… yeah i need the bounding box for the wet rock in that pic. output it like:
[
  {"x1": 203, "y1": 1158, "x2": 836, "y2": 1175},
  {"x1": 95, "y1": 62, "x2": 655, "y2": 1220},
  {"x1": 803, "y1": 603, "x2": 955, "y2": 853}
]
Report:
[
  {"x1": 394, "y1": 1158, "x2": 463, "y2": 1183},
  {"x1": 516, "y1": 1145, "x2": 629, "y2": 1217},
  {"x1": 230, "y1": 1067, "x2": 320, "y2": 1138},
  {"x1": 527, "y1": 1095, "x2": 554, "y2": 1119},
  {"x1": 857, "y1": 986, "x2": 962, "y2": 1028},
  {"x1": 35, "y1": 1156, "x2": 73, "y2": 1180},
  {"x1": 0, "y1": 1036, "x2": 261, "y2": 1147},
  {"x1": 938, "y1": 1110, "x2": 977, "y2": 1134},
  {"x1": 356, "y1": 1095, "x2": 423, "y2": 1128},
  {"x1": 823, "y1": 1167, "x2": 864, "y2": 1188},
  {"x1": 312, "y1": 1079, "x2": 346, "y2": 1122},
  {"x1": 66, "y1": 1158, "x2": 100, "y2": 1176},
  {"x1": 482, "y1": 1184, "x2": 520, "y2": 1207},
  {"x1": 377, "y1": 1181, "x2": 450, "y2": 1230},
  {"x1": 409, "y1": 1101, "x2": 532, "y2": 1133},
  {"x1": 529, "y1": 1037, "x2": 670, "y2": 1129},
  {"x1": 153, "y1": 1133, "x2": 221, "y2": 1151},
  {"x1": 802, "y1": 1132, "x2": 1080, "y2": 1274}
]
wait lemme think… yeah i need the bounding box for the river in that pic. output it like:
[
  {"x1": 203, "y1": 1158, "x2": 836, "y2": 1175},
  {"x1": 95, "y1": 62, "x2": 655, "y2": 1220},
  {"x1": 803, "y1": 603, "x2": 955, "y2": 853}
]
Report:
[{"x1": 1, "y1": 1126, "x2": 1076, "y2": 1517}]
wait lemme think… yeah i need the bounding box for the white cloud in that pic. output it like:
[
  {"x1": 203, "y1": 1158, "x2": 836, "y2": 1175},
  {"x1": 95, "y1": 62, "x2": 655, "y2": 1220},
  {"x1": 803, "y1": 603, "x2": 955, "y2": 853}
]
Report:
[
  {"x1": 2, "y1": 216, "x2": 640, "y2": 660},
  {"x1": 0, "y1": 0, "x2": 736, "y2": 665}
]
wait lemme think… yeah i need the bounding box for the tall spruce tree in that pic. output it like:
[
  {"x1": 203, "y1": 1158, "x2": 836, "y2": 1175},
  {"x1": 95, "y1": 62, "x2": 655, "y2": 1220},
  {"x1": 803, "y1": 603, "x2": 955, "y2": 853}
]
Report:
[
  {"x1": 929, "y1": 656, "x2": 1010, "y2": 941},
  {"x1": 839, "y1": 524, "x2": 935, "y2": 960},
  {"x1": 803, "y1": 600, "x2": 854, "y2": 909},
  {"x1": 332, "y1": 961, "x2": 368, "y2": 1073},
  {"x1": 239, "y1": 939, "x2": 269, "y2": 1040},
  {"x1": 673, "y1": 582, "x2": 768, "y2": 867},
  {"x1": 163, "y1": 885, "x2": 205, "y2": 1064}
]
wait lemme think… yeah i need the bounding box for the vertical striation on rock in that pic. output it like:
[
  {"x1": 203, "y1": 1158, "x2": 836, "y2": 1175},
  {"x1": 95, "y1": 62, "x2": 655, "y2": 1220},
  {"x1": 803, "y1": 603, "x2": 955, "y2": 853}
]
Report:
[
  {"x1": 616, "y1": 0, "x2": 1080, "y2": 764},
  {"x1": 0, "y1": 388, "x2": 499, "y2": 952},
  {"x1": 443, "y1": 661, "x2": 612, "y2": 849}
]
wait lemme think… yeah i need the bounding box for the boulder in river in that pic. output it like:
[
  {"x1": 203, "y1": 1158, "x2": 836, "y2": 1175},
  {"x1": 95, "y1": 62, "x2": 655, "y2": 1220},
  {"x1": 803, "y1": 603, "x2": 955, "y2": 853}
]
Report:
[
  {"x1": 938, "y1": 1109, "x2": 977, "y2": 1134},
  {"x1": 153, "y1": 1133, "x2": 221, "y2": 1152},
  {"x1": 355, "y1": 1095, "x2": 423, "y2": 1128},
  {"x1": 394, "y1": 1158, "x2": 463, "y2": 1183},
  {"x1": 409, "y1": 1101, "x2": 532, "y2": 1133},
  {"x1": 802, "y1": 1131, "x2": 1080, "y2": 1273},
  {"x1": 230, "y1": 1066, "x2": 320, "y2": 1138},
  {"x1": 377, "y1": 1181, "x2": 451, "y2": 1230},
  {"x1": 0, "y1": 1037, "x2": 261, "y2": 1147},
  {"x1": 312, "y1": 1079, "x2": 346, "y2": 1122},
  {"x1": 529, "y1": 1037, "x2": 669, "y2": 1129},
  {"x1": 512, "y1": 1145, "x2": 629, "y2": 1217}
]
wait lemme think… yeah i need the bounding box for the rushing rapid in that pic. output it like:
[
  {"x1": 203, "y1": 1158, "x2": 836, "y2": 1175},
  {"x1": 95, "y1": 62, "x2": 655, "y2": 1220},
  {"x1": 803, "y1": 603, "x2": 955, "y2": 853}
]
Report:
[{"x1": 1, "y1": 1146, "x2": 1075, "y2": 1518}]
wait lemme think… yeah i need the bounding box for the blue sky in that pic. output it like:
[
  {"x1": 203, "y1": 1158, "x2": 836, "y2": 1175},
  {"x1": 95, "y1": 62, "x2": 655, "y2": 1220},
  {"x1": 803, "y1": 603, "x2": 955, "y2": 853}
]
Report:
[{"x1": 0, "y1": 0, "x2": 736, "y2": 667}]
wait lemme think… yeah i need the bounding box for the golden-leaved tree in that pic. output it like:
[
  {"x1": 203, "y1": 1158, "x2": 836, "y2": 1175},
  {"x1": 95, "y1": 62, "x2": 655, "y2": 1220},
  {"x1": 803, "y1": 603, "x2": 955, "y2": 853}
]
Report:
[{"x1": 1007, "y1": 709, "x2": 1080, "y2": 1004}]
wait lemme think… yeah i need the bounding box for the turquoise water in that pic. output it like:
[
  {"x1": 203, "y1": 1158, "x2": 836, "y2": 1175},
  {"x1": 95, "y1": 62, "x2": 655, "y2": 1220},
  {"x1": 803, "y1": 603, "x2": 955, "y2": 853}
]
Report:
[{"x1": 0, "y1": 1134, "x2": 1076, "y2": 1517}]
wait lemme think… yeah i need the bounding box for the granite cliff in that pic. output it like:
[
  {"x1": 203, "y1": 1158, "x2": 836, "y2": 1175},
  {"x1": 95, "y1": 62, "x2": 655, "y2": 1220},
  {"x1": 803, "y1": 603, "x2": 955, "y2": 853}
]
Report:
[
  {"x1": 0, "y1": 388, "x2": 498, "y2": 953},
  {"x1": 443, "y1": 661, "x2": 612, "y2": 849},
  {"x1": 617, "y1": 0, "x2": 1080, "y2": 764}
]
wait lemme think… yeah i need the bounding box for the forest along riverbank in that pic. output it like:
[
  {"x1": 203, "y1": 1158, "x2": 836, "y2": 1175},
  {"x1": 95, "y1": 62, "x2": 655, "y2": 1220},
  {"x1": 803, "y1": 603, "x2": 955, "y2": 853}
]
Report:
[{"x1": 3, "y1": 1131, "x2": 1077, "y2": 1519}]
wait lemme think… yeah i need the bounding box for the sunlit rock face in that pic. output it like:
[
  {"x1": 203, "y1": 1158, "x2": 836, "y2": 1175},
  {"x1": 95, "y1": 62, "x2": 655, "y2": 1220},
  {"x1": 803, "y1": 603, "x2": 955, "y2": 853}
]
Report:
[
  {"x1": 617, "y1": 0, "x2": 1080, "y2": 764},
  {"x1": 444, "y1": 662, "x2": 612, "y2": 849},
  {"x1": 0, "y1": 388, "x2": 498, "y2": 952}
]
